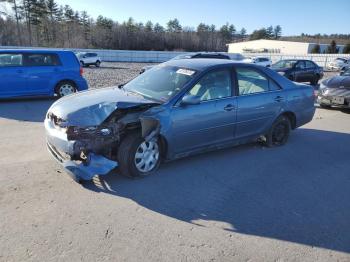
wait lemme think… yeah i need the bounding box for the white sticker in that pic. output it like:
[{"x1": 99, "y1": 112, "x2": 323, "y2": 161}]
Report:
[{"x1": 176, "y1": 68, "x2": 195, "y2": 76}]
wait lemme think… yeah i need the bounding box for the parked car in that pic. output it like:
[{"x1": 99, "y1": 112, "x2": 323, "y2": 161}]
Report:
[
  {"x1": 76, "y1": 52, "x2": 102, "y2": 67},
  {"x1": 45, "y1": 59, "x2": 315, "y2": 182},
  {"x1": 140, "y1": 52, "x2": 245, "y2": 73},
  {"x1": 244, "y1": 56, "x2": 272, "y2": 67},
  {"x1": 326, "y1": 57, "x2": 349, "y2": 71},
  {"x1": 271, "y1": 59, "x2": 324, "y2": 85},
  {"x1": 317, "y1": 68, "x2": 350, "y2": 109},
  {"x1": 0, "y1": 50, "x2": 88, "y2": 99}
]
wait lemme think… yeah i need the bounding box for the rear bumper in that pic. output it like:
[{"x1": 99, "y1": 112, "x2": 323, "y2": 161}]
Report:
[
  {"x1": 76, "y1": 78, "x2": 89, "y2": 92},
  {"x1": 44, "y1": 119, "x2": 117, "y2": 181}
]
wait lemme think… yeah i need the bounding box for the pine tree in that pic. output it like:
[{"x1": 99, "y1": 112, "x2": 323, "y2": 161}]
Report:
[
  {"x1": 326, "y1": 40, "x2": 339, "y2": 53},
  {"x1": 274, "y1": 25, "x2": 282, "y2": 39},
  {"x1": 311, "y1": 44, "x2": 321, "y2": 53}
]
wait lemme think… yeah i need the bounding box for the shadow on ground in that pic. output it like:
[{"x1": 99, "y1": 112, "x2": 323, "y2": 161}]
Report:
[
  {"x1": 0, "y1": 98, "x2": 56, "y2": 122},
  {"x1": 84, "y1": 128, "x2": 350, "y2": 253}
]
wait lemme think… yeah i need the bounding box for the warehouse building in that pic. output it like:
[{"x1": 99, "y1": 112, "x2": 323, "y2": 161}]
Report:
[{"x1": 227, "y1": 39, "x2": 345, "y2": 55}]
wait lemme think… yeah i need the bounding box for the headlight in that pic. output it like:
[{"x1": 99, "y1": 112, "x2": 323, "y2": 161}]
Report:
[{"x1": 278, "y1": 72, "x2": 286, "y2": 76}]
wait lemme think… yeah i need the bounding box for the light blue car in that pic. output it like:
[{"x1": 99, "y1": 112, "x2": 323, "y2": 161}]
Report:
[
  {"x1": 0, "y1": 49, "x2": 88, "y2": 98},
  {"x1": 45, "y1": 59, "x2": 315, "y2": 182}
]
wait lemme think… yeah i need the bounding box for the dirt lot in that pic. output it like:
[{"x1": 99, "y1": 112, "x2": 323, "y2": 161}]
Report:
[{"x1": 0, "y1": 63, "x2": 349, "y2": 262}]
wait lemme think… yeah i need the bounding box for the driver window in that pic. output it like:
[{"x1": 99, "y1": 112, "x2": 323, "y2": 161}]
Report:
[
  {"x1": 188, "y1": 69, "x2": 232, "y2": 101},
  {"x1": 296, "y1": 61, "x2": 306, "y2": 69}
]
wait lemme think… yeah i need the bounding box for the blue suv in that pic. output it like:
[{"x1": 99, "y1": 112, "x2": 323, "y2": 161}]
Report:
[{"x1": 0, "y1": 49, "x2": 88, "y2": 98}]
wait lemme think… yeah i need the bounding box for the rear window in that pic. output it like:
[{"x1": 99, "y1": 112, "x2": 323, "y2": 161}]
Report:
[
  {"x1": 0, "y1": 53, "x2": 23, "y2": 67},
  {"x1": 23, "y1": 53, "x2": 61, "y2": 66}
]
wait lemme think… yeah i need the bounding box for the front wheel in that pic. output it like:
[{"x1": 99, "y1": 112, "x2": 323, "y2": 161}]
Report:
[
  {"x1": 264, "y1": 116, "x2": 291, "y2": 147},
  {"x1": 117, "y1": 133, "x2": 161, "y2": 178}
]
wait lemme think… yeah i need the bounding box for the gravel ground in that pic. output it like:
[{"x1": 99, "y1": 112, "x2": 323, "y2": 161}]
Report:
[
  {"x1": 82, "y1": 62, "x2": 157, "y2": 89},
  {"x1": 82, "y1": 62, "x2": 338, "y2": 90},
  {"x1": 0, "y1": 63, "x2": 349, "y2": 262}
]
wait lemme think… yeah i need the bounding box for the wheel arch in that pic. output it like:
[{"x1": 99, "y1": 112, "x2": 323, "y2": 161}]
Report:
[{"x1": 280, "y1": 111, "x2": 297, "y2": 130}]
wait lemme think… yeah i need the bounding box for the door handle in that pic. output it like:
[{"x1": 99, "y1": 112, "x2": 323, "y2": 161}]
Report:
[
  {"x1": 17, "y1": 69, "x2": 24, "y2": 73},
  {"x1": 274, "y1": 96, "x2": 284, "y2": 102},
  {"x1": 224, "y1": 104, "x2": 235, "y2": 111}
]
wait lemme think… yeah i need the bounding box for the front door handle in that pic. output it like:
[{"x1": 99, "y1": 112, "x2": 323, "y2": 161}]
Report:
[
  {"x1": 224, "y1": 104, "x2": 235, "y2": 111},
  {"x1": 274, "y1": 96, "x2": 284, "y2": 102}
]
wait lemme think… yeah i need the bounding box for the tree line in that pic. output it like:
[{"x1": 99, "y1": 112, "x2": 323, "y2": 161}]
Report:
[
  {"x1": 0, "y1": 0, "x2": 284, "y2": 51},
  {"x1": 0, "y1": 0, "x2": 349, "y2": 53}
]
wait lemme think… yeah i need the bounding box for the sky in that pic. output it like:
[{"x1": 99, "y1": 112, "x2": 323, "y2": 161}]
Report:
[{"x1": 2, "y1": 0, "x2": 349, "y2": 35}]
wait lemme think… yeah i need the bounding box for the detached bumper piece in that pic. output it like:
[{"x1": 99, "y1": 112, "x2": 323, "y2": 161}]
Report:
[{"x1": 47, "y1": 142, "x2": 118, "y2": 181}]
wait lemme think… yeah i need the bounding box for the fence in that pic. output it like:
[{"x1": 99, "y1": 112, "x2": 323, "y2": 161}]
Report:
[{"x1": 1, "y1": 46, "x2": 349, "y2": 67}]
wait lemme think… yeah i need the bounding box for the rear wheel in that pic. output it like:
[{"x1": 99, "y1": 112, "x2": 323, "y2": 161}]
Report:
[
  {"x1": 55, "y1": 81, "x2": 76, "y2": 97},
  {"x1": 95, "y1": 61, "x2": 101, "y2": 67},
  {"x1": 117, "y1": 133, "x2": 161, "y2": 178},
  {"x1": 264, "y1": 116, "x2": 291, "y2": 147}
]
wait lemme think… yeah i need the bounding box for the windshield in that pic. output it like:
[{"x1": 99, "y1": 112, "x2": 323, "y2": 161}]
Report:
[
  {"x1": 123, "y1": 65, "x2": 196, "y2": 102},
  {"x1": 343, "y1": 69, "x2": 350, "y2": 76},
  {"x1": 335, "y1": 58, "x2": 346, "y2": 63},
  {"x1": 272, "y1": 60, "x2": 297, "y2": 69},
  {"x1": 76, "y1": 52, "x2": 86, "y2": 58}
]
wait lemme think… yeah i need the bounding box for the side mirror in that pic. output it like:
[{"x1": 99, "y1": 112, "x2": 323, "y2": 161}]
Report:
[{"x1": 180, "y1": 95, "x2": 201, "y2": 106}]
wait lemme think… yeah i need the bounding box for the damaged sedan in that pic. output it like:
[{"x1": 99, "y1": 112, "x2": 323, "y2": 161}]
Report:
[{"x1": 45, "y1": 59, "x2": 315, "y2": 182}]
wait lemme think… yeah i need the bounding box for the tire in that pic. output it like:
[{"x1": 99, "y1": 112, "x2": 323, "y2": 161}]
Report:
[
  {"x1": 80, "y1": 61, "x2": 85, "y2": 67},
  {"x1": 55, "y1": 81, "x2": 77, "y2": 98},
  {"x1": 310, "y1": 75, "x2": 320, "y2": 86},
  {"x1": 264, "y1": 116, "x2": 291, "y2": 147},
  {"x1": 95, "y1": 61, "x2": 101, "y2": 67},
  {"x1": 319, "y1": 103, "x2": 331, "y2": 109},
  {"x1": 117, "y1": 133, "x2": 161, "y2": 178}
]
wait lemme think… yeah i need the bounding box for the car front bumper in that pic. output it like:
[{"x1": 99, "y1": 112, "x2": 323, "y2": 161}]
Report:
[
  {"x1": 317, "y1": 94, "x2": 350, "y2": 108},
  {"x1": 44, "y1": 119, "x2": 118, "y2": 181}
]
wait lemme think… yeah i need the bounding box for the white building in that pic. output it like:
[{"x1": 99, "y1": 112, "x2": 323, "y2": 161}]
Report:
[{"x1": 227, "y1": 39, "x2": 345, "y2": 55}]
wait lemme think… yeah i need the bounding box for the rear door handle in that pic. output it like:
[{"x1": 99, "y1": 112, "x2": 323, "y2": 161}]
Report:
[
  {"x1": 224, "y1": 104, "x2": 235, "y2": 111},
  {"x1": 274, "y1": 96, "x2": 284, "y2": 102}
]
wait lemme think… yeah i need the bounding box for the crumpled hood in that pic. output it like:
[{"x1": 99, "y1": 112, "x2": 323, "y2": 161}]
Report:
[
  {"x1": 323, "y1": 76, "x2": 350, "y2": 88},
  {"x1": 48, "y1": 87, "x2": 157, "y2": 127}
]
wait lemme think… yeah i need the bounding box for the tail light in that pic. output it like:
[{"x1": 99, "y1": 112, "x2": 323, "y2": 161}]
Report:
[{"x1": 80, "y1": 67, "x2": 84, "y2": 76}]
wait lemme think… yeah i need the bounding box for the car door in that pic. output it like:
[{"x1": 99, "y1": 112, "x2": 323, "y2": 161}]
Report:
[
  {"x1": 294, "y1": 61, "x2": 307, "y2": 82},
  {"x1": 22, "y1": 53, "x2": 62, "y2": 95},
  {"x1": 0, "y1": 52, "x2": 27, "y2": 97},
  {"x1": 235, "y1": 66, "x2": 285, "y2": 139},
  {"x1": 305, "y1": 60, "x2": 316, "y2": 82},
  {"x1": 169, "y1": 68, "x2": 237, "y2": 155}
]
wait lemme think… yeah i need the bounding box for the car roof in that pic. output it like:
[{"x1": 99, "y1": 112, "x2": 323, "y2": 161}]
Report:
[
  {"x1": 164, "y1": 58, "x2": 249, "y2": 71},
  {"x1": 0, "y1": 49, "x2": 72, "y2": 54}
]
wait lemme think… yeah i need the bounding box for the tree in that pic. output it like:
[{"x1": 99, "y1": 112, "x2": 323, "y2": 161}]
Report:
[
  {"x1": 274, "y1": 25, "x2": 282, "y2": 39},
  {"x1": 266, "y1": 25, "x2": 274, "y2": 39},
  {"x1": 343, "y1": 42, "x2": 350, "y2": 54},
  {"x1": 250, "y1": 28, "x2": 268, "y2": 40},
  {"x1": 311, "y1": 44, "x2": 321, "y2": 54},
  {"x1": 326, "y1": 40, "x2": 339, "y2": 53},
  {"x1": 166, "y1": 18, "x2": 182, "y2": 33},
  {"x1": 240, "y1": 27, "x2": 246, "y2": 37}
]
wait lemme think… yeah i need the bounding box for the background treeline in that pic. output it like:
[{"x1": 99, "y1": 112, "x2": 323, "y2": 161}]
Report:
[
  {"x1": 0, "y1": 0, "x2": 281, "y2": 51},
  {"x1": 0, "y1": 0, "x2": 349, "y2": 53}
]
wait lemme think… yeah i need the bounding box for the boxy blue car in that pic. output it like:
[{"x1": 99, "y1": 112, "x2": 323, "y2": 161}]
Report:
[
  {"x1": 0, "y1": 50, "x2": 88, "y2": 98},
  {"x1": 45, "y1": 59, "x2": 316, "y2": 182}
]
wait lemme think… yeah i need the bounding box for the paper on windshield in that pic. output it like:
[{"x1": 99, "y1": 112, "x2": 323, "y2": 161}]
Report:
[{"x1": 176, "y1": 68, "x2": 195, "y2": 76}]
